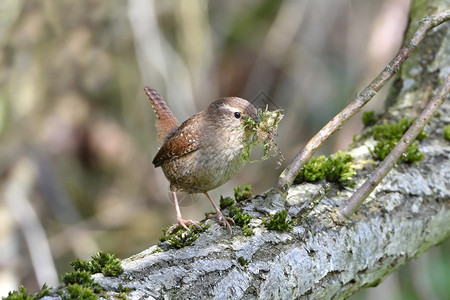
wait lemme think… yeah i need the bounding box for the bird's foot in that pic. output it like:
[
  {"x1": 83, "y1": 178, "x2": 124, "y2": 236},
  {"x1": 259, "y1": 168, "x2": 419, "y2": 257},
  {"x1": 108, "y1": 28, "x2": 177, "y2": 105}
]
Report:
[
  {"x1": 206, "y1": 212, "x2": 234, "y2": 234},
  {"x1": 166, "y1": 218, "x2": 202, "y2": 235}
]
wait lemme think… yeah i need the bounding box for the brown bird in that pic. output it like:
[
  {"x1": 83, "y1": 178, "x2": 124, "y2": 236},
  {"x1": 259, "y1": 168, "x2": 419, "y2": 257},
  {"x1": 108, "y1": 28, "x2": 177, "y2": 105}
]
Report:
[{"x1": 145, "y1": 87, "x2": 259, "y2": 233}]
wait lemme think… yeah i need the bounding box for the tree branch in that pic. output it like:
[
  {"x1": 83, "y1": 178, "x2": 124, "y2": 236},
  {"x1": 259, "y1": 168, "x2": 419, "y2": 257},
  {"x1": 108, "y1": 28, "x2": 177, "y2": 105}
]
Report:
[
  {"x1": 336, "y1": 74, "x2": 450, "y2": 220},
  {"x1": 91, "y1": 128, "x2": 450, "y2": 299}
]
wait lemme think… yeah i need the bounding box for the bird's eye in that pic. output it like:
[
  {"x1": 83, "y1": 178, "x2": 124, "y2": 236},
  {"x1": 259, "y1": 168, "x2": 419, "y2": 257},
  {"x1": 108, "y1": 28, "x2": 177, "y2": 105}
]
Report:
[{"x1": 234, "y1": 112, "x2": 241, "y2": 119}]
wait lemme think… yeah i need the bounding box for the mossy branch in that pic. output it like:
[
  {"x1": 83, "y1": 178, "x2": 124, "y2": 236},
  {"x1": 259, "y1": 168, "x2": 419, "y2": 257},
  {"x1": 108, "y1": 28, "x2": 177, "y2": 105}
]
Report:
[
  {"x1": 274, "y1": 9, "x2": 450, "y2": 196},
  {"x1": 335, "y1": 74, "x2": 450, "y2": 221}
]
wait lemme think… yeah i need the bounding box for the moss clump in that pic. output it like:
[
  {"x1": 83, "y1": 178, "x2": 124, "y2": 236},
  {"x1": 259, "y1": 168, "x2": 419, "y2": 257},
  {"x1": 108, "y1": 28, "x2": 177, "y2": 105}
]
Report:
[
  {"x1": 237, "y1": 257, "x2": 249, "y2": 266},
  {"x1": 151, "y1": 246, "x2": 163, "y2": 254},
  {"x1": 90, "y1": 252, "x2": 123, "y2": 277},
  {"x1": 62, "y1": 271, "x2": 101, "y2": 292},
  {"x1": 324, "y1": 152, "x2": 355, "y2": 184},
  {"x1": 227, "y1": 207, "x2": 254, "y2": 236},
  {"x1": 370, "y1": 118, "x2": 428, "y2": 163},
  {"x1": 263, "y1": 210, "x2": 294, "y2": 231},
  {"x1": 160, "y1": 225, "x2": 206, "y2": 249},
  {"x1": 228, "y1": 206, "x2": 252, "y2": 226},
  {"x1": 71, "y1": 251, "x2": 123, "y2": 277},
  {"x1": 3, "y1": 252, "x2": 126, "y2": 300},
  {"x1": 294, "y1": 151, "x2": 356, "y2": 185},
  {"x1": 228, "y1": 205, "x2": 254, "y2": 236},
  {"x1": 255, "y1": 108, "x2": 284, "y2": 166},
  {"x1": 242, "y1": 226, "x2": 255, "y2": 236},
  {"x1": 234, "y1": 184, "x2": 252, "y2": 202},
  {"x1": 34, "y1": 285, "x2": 51, "y2": 299},
  {"x1": 2, "y1": 286, "x2": 33, "y2": 300},
  {"x1": 116, "y1": 284, "x2": 130, "y2": 300},
  {"x1": 444, "y1": 125, "x2": 450, "y2": 141},
  {"x1": 362, "y1": 110, "x2": 379, "y2": 127},
  {"x1": 63, "y1": 284, "x2": 97, "y2": 300},
  {"x1": 241, "y1": 107, "x2": 284, "y2": 166},
  {"x1": 219, "y1": 196, "x2": 235, "y2": 209},
  {"x1": 2, "y1": 284, "x2": 50, "y2": 300},
  {"x1": 117, "y1": 293, "x2": 128, "y2": 300},
  {"x1": 61, "y1": 270, "x2": 103, "y2": 296},
  {"x1": 56, "y1": 251, "x2": 123, "y2": 299}
]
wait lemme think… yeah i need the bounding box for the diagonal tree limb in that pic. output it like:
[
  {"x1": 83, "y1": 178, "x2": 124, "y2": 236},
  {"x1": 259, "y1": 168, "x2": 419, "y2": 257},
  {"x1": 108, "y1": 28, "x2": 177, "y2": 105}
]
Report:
[
  {"x1": 274, "y1": 10, "x2": 450, "y2": 197},
  {"x1": 336, "y1": 74, "x2": 450, "y2": 221}
]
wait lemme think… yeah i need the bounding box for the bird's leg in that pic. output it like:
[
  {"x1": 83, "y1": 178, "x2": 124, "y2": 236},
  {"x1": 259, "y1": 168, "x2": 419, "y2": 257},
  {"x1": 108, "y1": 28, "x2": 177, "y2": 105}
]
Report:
[
  {"x1": 167, "y1": 190, "x2": 202, "y2": 234},
  {"x1": 204, "y1": 192, "x2": 234, "y2": 234}
]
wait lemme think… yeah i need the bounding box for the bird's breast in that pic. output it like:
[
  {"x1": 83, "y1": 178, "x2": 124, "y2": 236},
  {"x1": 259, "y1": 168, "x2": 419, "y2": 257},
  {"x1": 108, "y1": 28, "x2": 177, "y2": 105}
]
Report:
[{"x1": 161, "y1": 128, "x2": 254, "y2": 193}]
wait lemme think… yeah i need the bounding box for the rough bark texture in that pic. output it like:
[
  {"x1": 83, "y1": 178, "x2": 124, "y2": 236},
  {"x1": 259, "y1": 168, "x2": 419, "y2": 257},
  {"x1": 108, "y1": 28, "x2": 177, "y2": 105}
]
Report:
[{"x1": 43, "y1": 2, "x2": 450, "y2": 300}]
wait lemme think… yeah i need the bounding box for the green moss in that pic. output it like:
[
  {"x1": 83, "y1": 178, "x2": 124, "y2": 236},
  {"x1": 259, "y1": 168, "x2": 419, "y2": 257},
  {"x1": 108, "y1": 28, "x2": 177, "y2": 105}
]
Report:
[
  {"x1": 117, "y1": 284, "x2": 130, "y2": 293},
  {"x1": 62, "y1": 271, "x2": 102, "y2": 294},
  {"x1": 90, "y1": 252, "x2": 123, "y2": 277},
  {"x1": 151, "y1": 246, "x2": 163, "y2": 254},
  {"x1": 294, "y1": 151, "x2": 356, "y2": 185},
  {"x1": 242, "y1": 225, "x2": 255, "y2": 236},
  {"x1": 256, "y1": 108, "x2": 284, "y2": 165},
  {"x1": 444, "y1": 125, "x2": 450, "y2": 141},
  {"x1": 160, "y1": 225, "x2": 207, "y2": 249},
  {"x1": 117, "y1": 293, "x2": 128, "y2": 300},
  {"x1": 63, "y1": 284, "x2": 97, "y2": 300},
  {"x1": 3, "y1": 286, "x2": 35, "y2": 300},
  {"x1": 295, "y1": 155, "x2": 327, "y2": 182},
  {"x1": 240, "y1": 107, "x2": 284, "y2": 166},
  {"x1": 362, "y1": 110, "x2": 379, "y2": 127},
  {"x1": 228, "y1": 205, "x2": 254, "y2": 235},
  {"x1": 263, "y1": 210, "x2": 294, "y2": 231},
  {"x1": 228, "y1": 206, "x2": 252, "y2": 227},
  {"x1": 219, "y1": 196, "x2": 235, "y2": 209},
  {"x1": 55, "y1": 251, "x2": 123, "y2": 299},
  {"x1": 71, "y1": 251, "x2": 123, "y2": 277},
  {"x1": 241, "y1": 144, "x2": 251, "y2": 162},
  {"x1": 370, "y1": 118, "x2": 428, "y2": 163},
  {"x1": 234, "y1": 184, "x2": 252, "y2": 202},
  {"x1": 116, "y1": 284, "x2": 130, "y2": 300},
  {"x1": 3, "y1": 285, "x2": 51, "y2": 300},
  {"x1": 237, "y1": 257, "x2": 249, "y2": 266},
  {"x1": 62, "y1": 270, "x2": 92, "y2": 286},
  {"x1": 35, "y1": 285, "x2": 51, "y2": 299},
  {"x1": 324, "y1": 152, "x2": 356, "y2": 184},
  {"x1": 70, "y1": 259, "x2": 91, "y2": 273},
  {"x1": 372, "y1": 118, "x2": 428, "y2": 141},
  {"x1": 225, "y1": 202, "x2": 254, "y2": 236}
]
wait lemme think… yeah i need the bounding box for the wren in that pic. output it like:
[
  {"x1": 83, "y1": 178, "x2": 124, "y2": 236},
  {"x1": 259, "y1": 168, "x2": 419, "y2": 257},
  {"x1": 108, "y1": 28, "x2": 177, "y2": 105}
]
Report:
[{"x1": 145, "y1": 87, "x2": 259, "y2": 233}]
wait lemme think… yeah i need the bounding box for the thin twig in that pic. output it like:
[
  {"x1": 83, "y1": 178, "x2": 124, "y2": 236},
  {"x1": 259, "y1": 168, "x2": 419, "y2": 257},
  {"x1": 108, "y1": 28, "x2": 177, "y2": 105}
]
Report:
[
  {"x1": 335, "y1": 74, "x2": 450, "y2": 221},
  {"x1": 274, "y1": 10, "x2": 450, "y2": 195}
]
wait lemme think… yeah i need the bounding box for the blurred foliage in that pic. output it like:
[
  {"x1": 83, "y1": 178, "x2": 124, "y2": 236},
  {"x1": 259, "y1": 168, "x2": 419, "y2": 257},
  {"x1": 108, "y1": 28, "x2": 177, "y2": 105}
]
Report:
[
  {"x1": 362, "y1": 110, "x2": 379, "y2": 127},
  {"x1": 0, "y1": 0, "x2": 448, "y2": 299}
]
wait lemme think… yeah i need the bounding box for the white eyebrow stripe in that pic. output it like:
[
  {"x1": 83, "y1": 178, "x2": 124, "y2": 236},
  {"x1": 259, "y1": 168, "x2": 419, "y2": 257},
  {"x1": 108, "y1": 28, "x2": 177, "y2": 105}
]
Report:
[{"x1": 220, "y1": 104, "x2": 239, "y2": 112}]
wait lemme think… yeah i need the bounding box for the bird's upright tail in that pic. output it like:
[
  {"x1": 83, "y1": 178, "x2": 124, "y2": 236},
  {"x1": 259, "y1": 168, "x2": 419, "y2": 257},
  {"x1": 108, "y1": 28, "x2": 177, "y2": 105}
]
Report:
[{"x1": 144, "y1": 87, "x2": 180, "y2": 144}]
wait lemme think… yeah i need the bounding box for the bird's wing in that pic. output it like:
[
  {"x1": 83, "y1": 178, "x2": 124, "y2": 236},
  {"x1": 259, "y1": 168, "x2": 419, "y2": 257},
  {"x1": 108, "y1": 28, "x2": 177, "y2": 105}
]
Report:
[
  {"x1": 144, "y1": 87, "x2": 180, "y2": 144},
  {"x1": 152, "y1": 116, "x2": 202, "y2": 167}
]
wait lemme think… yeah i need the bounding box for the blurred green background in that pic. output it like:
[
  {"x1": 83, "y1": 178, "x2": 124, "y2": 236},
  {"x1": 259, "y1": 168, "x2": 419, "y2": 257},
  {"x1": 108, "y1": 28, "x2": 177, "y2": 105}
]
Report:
[{"x1": 0, "y1": 0, "x2": 448, "y2": 298}]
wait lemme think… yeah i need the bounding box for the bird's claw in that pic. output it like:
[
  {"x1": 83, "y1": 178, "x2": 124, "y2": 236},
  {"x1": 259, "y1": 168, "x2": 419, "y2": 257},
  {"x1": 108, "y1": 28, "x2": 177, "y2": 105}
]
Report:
[
  {"x1": 206, "y1": 212, "x2": 234, "y2": 234},
  {"x1": 166, "y1": 219, "x2": 202, "y2": 235}
]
